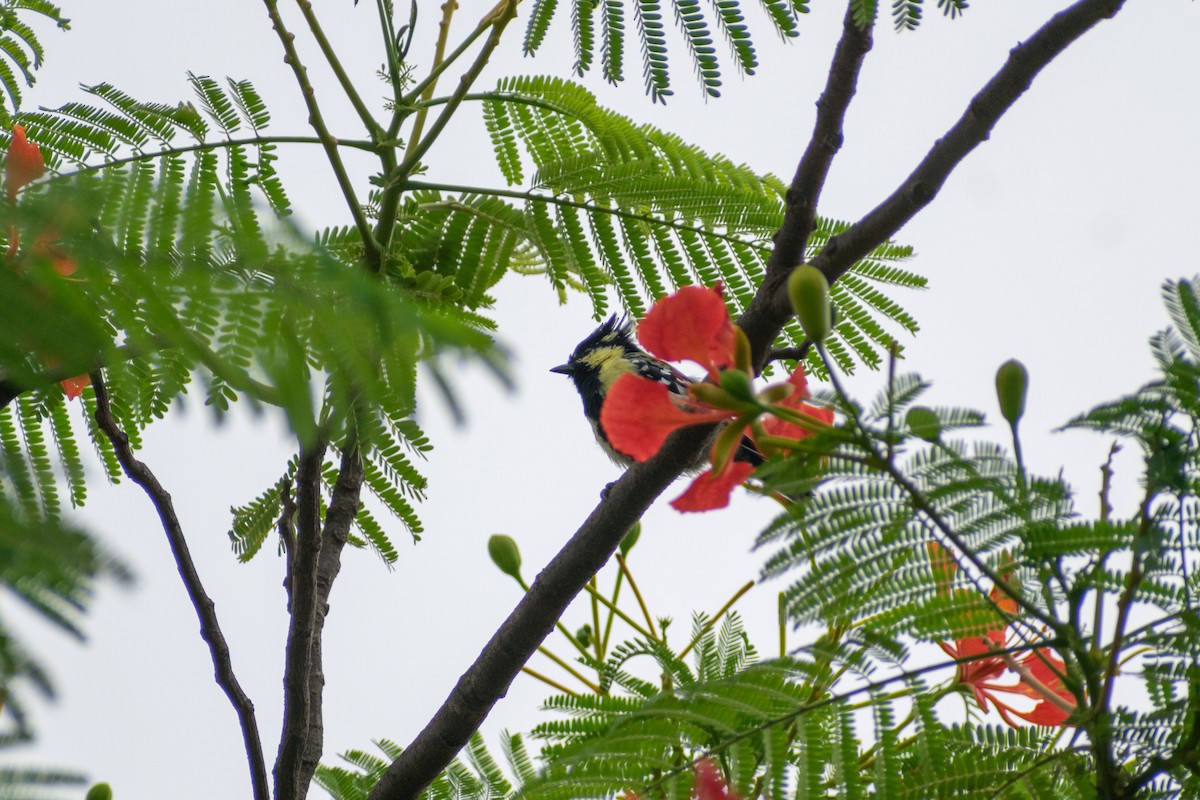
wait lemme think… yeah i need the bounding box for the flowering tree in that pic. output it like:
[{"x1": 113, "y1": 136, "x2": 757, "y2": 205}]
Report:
[{"x1": 4, "y1": 1, "x2": 1198, "y2": 800}]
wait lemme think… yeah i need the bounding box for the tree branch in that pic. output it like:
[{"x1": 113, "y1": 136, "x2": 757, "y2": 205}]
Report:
[
  {"x1": 742, "y1": 0, "x2": 1128, "y2": 365},
  {"x1": 90, "y1": 372, "x2": 269, "y2": 800},
  {"x1": 364, "y1": 426, "x2": 712, "y2": 800},
  {"x1": 274, "y1": 441, "x2": 326, "y2": 800},
  {"x1": 366, "y1": 0, "x2": 1129, "y2": 797},
  {"x1": 273, "y1": 440, "x2": 365, "y2": 799}
]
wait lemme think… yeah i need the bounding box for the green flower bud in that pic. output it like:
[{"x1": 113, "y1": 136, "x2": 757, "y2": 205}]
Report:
[
  {"x1": 718, "y1": 369, "x2": 757, "y2": 403},
  {"x1": 689, "y1": 382, "x2": 759, "y2": 414},
  {"x1": 905, "y1": 406, "x2": 941, "y2": 442},
  {"x1": 576, "y1": 624, "x2": 593, "y2": 648},
  {"x1": 788, "y1": 265, "x2": 831, "y2": 344},
  {"x1": 487, "y1": 534, "x2": 522, "y2": 580},
  {"x1": 86, "y1": 783, "x2": 113, "y2": 800},
  {"x1": 619, "y1": 522, "x2": 641, "y2": 557},
  {"x1": 995, "y1": 359, "x2": 1028, "y2": 427}
]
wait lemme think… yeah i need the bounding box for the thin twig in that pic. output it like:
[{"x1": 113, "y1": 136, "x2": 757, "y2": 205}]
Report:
[
  {"x1": 373, "y1": 1, "x2": 516, "y2": 258},
  {"x1": 294, "y1": 0, "x2": 383, "y2": 137},
  {"x1": 403, "y1": 0, "x2": 458, "y2": 162},
  {"x1": 615, "y1": 554, "x2": 658, "y2": 642},
  {"x1": 91, "y1": 372, "x2": 269, "y2": 800},
  {"x1": 261, "y1": 0, "x2": 381, "y2": 270},
  {"x1": 535, "y1": 645, "x2": 602, "y2": 694}
]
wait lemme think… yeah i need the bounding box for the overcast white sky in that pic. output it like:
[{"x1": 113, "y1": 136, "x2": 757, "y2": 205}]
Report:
[{"x1": 8, "y1": 1, "x2": 1200, "y2": 798}]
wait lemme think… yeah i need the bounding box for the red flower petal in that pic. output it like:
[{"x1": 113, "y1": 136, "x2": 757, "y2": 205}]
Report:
[
  {"x1": 6, "y1": 125, "x2": 45, "y2": 202},
  {"x1": 602, "y1": 373, "x2": 731, "y2": 462},
  {"x1": 760, "y1": 366, "x2": 834, "y2": 439},
  {"x1": 638, "y1": 285, "x2": 736, "y2": 379},
  {"x1": 61, "y1": 374, "x2": 91, "y2": 400},
  {"x1": 31, "y1": 230, "x2": 76, "y2": 276},
  {"x1": 670, "y1": 461, "x2": 755, "y2": 512},
  {"x1": 1012, "y1": 699, "x2": 1072, "y2": 727},
  {"x1": 694, "y1": 760, "x2": 739, "y2": 800}
]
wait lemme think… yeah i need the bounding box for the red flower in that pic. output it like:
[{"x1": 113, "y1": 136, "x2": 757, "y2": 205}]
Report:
[
  {"x1": 930, "y1": 544, "x2": 1074, "y2": 727},
  {"x1": 6, "y1": 126, "x2": 87, "y2": 399},
  {"x1": 600, "y1": 285, "x2": 833, "y2": 512},
  {"x1": 694, "y1": 760, "x2": 739, "y2": 800},
  {"x1": 60, "y1": 374, "x2": 91, "y2": 400},
  {"x1": 6, "y1": 125, "x2": 45, "y2": 202},
  {"x1": 759, "y1": 367, "x2": 836, "y2": 441},
  {"x1": 670, "y1": 461, "x2": 756, "y2": 513},
  {"x1": 29, "y1": 228, "x2": 77, "y2": 277}
]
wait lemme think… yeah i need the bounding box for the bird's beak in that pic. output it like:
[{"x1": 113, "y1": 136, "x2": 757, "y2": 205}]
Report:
[{"x1": 550, "y1": 363, "x2": 573, "y2": 376}]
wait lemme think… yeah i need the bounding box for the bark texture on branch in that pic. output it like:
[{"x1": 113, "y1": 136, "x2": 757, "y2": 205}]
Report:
[{"x1": 91, "y1": 373, "x2": 270, "y2": 800}]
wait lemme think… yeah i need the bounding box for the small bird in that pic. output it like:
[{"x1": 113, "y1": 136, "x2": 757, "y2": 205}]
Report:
[{"x1": 551, "y1": 316, "x2": 762, "y2": 468}]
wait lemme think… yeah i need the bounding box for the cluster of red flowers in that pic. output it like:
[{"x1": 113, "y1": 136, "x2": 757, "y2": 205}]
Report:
[
  {"x1": 929, "y1": 542, "x2": 1075, "y2": 727},
  {"x1": 4, "y1": 125, "x2": 89, "y2": 399},
  {"x1": 599, "y1": 284, "x2": 834, "y2": 512}
]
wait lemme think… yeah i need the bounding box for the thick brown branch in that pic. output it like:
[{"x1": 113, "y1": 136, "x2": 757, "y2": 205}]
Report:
[
  {"x1": 773, "y1": 5, "x2": 873, "y2": 281},
  {"x1": 274, "y1": 441, "x2": 364, "y2": 800},
  {"x1": 745, "y1": 0, "x2": 1128, "y2": 361},
  {"x1": 365, "y1": 427, "x2": 712, "y2": 800},
  {"x1": 367, "y1": 1, "x2": 1128, "y2": 797},
  {"x1": 274, "y1": 442, "x2": 326, "y2": 800},
  {"x1": 90, "y1": 373, "x2": 269, "y2": 800},
  {"x1": 302, "y1": 445, "x2": 366, "y2": 779}
]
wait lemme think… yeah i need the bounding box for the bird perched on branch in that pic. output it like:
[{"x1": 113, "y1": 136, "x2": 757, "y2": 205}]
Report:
[{"x1": 551, "y1": 316, "x2": 762, "y2": 469}]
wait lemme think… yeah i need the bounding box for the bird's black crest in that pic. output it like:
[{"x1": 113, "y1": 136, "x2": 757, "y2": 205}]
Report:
[{"x1": 571, "y1": 314, "x2": 637, "y2": 360}]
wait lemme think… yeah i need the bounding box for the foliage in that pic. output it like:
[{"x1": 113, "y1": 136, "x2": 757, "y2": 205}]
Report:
[
  {"x1": 315, "y1": 733, "x2": 533, "y2": 800},
  {"x1": 474, "y1": 74, "x2": 924, "y2": 373},
  {"x1": 1, "y1": 3, "x2": 1167, "y2": 800},
  {"x1": 522, "y1": 0, "x2": 807, "y2": 102}
]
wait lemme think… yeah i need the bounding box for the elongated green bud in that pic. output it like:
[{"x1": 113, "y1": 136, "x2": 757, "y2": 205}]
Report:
[
  {"x1": 619, "y1": 522, "x2": 641, "y2": 557},
  {"x1": 995, "y1": 359, "x2": 1028, "y2": 427},
  {"x1": 905, "y1": 406, "x2": 941, "y2": 442},
  {"x1": 86, "y1": 784, "x2": 113, "y2": 800},
  {"x1": 487, "y1": 534, "x2": 522, "y2": 580},
  {"x1": 718, "y1": 369, "x2": 756, "y2": 403},
  {"x1": 788, "y1": 265, "x2": 831, "y2": 344},
  {"x1": 689, "y1": 382, "x2": 759, "y2": 414}
]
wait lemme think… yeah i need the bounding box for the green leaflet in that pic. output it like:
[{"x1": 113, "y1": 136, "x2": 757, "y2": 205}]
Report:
[
  {"x1": 519, "y1": 0, "x2": 801, "y2": 99},
  {"x1": 0, "y1": 0, "x2": 67, "y2": 114},
  {"x1": 476, "y1": 76, "x2": 924, "y2": 362}
]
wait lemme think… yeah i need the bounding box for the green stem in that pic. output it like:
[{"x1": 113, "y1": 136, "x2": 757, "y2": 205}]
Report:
[
  {"x1": 816, "y1": 343, "x2": 1063, "y2": 635},
  {"x1": 536, "y1": 645, "x2": 601, "y2": 694},
  {"x1": 615, "y1": 554, "x2": 658, "y2": 642},
  {"x1": 520, "y1": 666, "x2": 578, "y2": 696},
  {"x1": 261, "y1": 0, "x2": 381, "y2": 270},
  {"x1": 599, "y1": 568, "x2": 626, "y2": 659},
  {"x1": 677, "y1": 581, "x2": 754, "y2": 661},
  {"x1": 375, "y1": 0, "x2": 404, "y2": 108},
  {"x1": 374, "y1": 3, "x2": 511, "y2": 263},
  {"x1": 589, "y1": 576, "x2": 603, "y2": 663},
  {"x1": 403, "y1": 0, "x2": 459, "y2": 162},
  {"x1": 393, "y1": 0, "x2": 517, "y2": 181},
  {"x1": 581, "y1": 580, "x2": 657, "y2": 642},
  {"x1": 405, "y1": 180, "x2": 772, "y2": 252},
  {"x1": 295, "y1": 0, "x2": 382, "y2": 138},
  {"x1": 57, "y1": 136, "x2": 375, "y2": 178}
]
